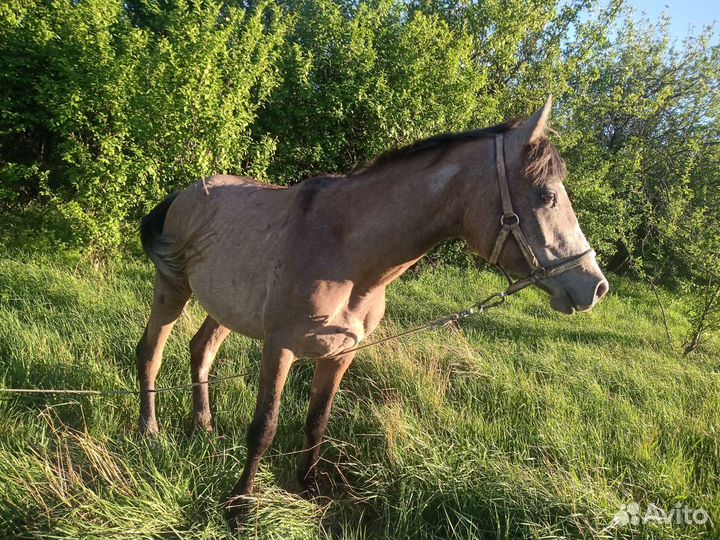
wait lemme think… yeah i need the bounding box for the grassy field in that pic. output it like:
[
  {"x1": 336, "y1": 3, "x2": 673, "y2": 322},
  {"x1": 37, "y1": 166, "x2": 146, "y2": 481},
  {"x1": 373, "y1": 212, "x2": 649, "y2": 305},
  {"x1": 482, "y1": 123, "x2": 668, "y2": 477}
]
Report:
[{"x1": 0, "y1": 250, "x2": 718, "y2": 539}]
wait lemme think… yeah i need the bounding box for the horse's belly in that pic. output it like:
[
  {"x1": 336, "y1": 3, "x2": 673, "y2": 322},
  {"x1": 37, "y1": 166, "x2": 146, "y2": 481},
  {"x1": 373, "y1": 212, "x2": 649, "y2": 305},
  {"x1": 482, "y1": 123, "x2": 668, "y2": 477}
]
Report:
[
  {"x1": 192, "y1": 288, "x2": 265, "y2": 339},
  {"x1": 186, "y1": 251, "x2": 270, "y2": 340},
  {"x1": 164, "y1": 174, "x2": 291, "y2": 339}
]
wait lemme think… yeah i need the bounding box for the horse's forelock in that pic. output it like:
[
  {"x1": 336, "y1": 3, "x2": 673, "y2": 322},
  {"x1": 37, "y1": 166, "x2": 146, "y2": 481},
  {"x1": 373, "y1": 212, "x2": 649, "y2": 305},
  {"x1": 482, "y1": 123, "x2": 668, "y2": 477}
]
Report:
[{"x1": 524, "y1": 137, "x2": 567, "y2": 186}]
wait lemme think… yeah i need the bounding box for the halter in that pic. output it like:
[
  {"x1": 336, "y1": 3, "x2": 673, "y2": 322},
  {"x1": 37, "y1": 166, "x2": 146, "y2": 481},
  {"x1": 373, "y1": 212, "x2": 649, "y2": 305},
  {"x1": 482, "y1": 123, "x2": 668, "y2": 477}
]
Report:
[{"x1": 488, "y1": 134, "x2": 595, "y2": 295}]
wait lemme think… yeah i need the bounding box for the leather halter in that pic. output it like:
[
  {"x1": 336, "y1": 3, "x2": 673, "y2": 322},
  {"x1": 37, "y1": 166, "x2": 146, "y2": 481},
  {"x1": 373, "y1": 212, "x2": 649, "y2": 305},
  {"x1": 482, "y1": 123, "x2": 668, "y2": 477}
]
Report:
[{"x1": 488, "y1": 134, "x2": 595, "y2": 295}]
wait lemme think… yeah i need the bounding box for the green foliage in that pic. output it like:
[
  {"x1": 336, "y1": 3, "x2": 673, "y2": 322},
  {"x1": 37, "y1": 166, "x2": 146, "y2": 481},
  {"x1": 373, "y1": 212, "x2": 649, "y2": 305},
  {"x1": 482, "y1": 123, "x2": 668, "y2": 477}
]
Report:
[
  {"x1": 255, "y1": 0, "x2": 488, "y2": 179},
  {"x1": 1, "y1": 0, "x2": 287, "y2": 251},
  {"x1": 0, "y1": 0, "x2": 603, "y2": 246},
  {"x1": 557, "y1": 12, "x2": 720, "y2": 349}
]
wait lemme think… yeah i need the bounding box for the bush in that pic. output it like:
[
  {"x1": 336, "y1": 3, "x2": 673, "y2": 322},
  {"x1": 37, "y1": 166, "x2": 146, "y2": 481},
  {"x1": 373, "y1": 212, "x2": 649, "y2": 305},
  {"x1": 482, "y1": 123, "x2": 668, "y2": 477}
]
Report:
[
  {"x1": 254, "y1": 0, "x2": 489, "y2": 180},
  {"x1": 1, "y1": 0, "x2": 287, "y2": 252}
]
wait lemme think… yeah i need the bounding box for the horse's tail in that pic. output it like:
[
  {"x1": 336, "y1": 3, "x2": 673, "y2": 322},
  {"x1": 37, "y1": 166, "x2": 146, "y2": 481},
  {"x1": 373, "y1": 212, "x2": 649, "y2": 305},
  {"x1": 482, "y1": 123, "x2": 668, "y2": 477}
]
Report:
[{"x1": 140, "y1": 192, "x2": 185, "y2": 282}]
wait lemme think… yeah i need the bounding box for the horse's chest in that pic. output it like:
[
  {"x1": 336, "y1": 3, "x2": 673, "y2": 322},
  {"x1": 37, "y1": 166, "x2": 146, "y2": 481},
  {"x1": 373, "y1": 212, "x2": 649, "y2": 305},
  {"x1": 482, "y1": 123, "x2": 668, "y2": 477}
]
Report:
[
  {"x1": 299, "y1": 315, "x2": 367, "y2": 358},
  {"x1": 283, "y1": 289, "x2": 386, "y2": 359}
]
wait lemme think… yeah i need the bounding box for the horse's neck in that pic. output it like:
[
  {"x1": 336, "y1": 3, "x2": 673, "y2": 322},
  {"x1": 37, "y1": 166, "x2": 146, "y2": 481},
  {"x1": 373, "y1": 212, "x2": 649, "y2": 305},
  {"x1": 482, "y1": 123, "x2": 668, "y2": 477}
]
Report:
[{"x1": 338, "y1": 160, "x2": 482, "y2": 284}]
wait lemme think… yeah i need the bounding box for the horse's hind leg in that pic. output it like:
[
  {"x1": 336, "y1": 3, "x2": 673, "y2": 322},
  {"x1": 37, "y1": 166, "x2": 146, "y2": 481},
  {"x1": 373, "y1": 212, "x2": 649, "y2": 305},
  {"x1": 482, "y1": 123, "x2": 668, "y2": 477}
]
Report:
[
  {"x1": 136, "y1": 273, "x2": 190, "y2": 436},
  {"x1": 189, "y1": 316, "x2": 230, "y2": 432}
]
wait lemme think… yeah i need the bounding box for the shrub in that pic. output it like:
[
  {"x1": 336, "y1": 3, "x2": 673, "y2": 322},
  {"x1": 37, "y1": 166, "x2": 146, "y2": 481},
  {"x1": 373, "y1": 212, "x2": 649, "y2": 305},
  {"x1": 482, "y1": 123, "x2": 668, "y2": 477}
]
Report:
[{"x1": 1, "y1": 0, "x2": 288, "y2": 252}]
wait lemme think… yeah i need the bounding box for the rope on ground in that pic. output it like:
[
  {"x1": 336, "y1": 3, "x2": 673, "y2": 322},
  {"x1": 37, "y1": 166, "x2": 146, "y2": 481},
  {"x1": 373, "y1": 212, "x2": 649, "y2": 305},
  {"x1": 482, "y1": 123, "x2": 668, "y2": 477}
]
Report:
[{"x1": 0, "y1": 371, "x2": 253, "y2": 397}]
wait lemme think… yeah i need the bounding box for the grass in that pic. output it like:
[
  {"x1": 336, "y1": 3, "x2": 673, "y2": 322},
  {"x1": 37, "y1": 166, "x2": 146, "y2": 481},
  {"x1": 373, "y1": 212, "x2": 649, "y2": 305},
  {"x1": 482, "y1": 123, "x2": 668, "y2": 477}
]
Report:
[{"x1": 0, "y1": 249, "x2": 718, "y2": 539}]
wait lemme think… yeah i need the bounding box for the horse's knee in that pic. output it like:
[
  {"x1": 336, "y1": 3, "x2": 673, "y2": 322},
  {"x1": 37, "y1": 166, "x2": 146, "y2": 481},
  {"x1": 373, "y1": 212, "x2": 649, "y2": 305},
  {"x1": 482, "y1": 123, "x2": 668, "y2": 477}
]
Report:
[
  {"x1": 305, "y1": 395, "x2": 332, "y2": 438},
  {"x1": 246, "y1": 414, "x2": 279, "y2": 456}
]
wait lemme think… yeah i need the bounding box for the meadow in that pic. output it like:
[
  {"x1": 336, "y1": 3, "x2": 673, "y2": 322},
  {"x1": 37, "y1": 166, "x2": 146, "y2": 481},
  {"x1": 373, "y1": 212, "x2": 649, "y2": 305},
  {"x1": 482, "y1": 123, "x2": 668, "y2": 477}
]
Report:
[{"x1": 0, "y1": 250, "x2": 718, "y2": 539}]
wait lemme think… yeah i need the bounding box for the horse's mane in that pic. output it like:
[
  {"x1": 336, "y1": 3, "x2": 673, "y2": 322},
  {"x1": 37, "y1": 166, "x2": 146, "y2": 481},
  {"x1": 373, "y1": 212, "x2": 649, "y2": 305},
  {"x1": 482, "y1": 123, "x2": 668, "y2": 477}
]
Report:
[
  {"x1": 349, "y1": 118, "x2": 566, "y2": 186},
  {"x1": 350, "y1": 120, "x2": 519, "y2": 176}
]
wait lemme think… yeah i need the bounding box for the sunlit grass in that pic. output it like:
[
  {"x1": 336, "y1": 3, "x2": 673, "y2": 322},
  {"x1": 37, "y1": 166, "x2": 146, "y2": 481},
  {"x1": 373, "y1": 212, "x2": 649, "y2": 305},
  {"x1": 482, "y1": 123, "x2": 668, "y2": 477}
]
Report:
[{"x1": 0, "y1": 250, "x2": 718, "y2": 539}]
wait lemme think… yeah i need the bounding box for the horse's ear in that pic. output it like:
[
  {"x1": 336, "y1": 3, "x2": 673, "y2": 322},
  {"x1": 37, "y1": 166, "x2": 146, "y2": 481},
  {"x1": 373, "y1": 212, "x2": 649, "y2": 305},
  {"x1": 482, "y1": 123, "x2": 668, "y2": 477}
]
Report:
[{"x1": 512, "y1": 95, "x2": 552, "y2": 145}]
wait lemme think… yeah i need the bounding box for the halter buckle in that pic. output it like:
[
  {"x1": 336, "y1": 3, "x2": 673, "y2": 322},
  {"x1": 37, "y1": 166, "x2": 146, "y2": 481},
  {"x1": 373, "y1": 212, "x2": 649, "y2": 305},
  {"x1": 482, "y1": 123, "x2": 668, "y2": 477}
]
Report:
[
  {"x1": 500, "y1": 213, "x2": 520, "y2": 227},
  {"x1": 532, "y1": 267, "x2": 547, "y2": 280}
]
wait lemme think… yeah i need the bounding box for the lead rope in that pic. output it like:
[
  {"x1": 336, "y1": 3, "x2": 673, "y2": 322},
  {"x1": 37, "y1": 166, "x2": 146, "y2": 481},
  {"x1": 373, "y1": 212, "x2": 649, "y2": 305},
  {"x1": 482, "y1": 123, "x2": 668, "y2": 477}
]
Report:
[{"x1": 324, "y1": 290, "x2": 509, "y2": 357}]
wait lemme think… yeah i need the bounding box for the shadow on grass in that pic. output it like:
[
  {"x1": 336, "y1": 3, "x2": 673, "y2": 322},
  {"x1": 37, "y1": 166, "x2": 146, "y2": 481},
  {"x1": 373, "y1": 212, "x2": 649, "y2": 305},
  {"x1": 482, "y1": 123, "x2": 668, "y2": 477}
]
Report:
[{"x1": 463, "y1": 312, "x2": 665, "y2": 352}]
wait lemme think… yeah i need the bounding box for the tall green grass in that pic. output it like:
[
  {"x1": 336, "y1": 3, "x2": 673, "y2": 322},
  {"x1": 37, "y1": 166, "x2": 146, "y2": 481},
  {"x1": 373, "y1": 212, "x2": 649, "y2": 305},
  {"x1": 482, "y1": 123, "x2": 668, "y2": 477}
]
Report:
[{"x1": 0, "y1": 251, "x2": 718, "y2": 539}]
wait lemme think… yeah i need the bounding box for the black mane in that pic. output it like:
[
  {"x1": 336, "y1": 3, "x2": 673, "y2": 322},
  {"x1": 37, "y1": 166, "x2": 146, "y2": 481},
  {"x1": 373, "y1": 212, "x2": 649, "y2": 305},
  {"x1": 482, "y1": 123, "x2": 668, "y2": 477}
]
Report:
[{"x1": 351, "y1": 120, "x2": 520, "y2": 175}]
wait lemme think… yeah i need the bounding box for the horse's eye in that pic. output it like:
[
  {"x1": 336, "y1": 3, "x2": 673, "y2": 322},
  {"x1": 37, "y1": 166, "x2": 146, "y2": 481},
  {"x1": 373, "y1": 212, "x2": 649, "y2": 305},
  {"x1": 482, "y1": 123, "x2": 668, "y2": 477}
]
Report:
[{"x1": 540, "y1": 190, "x2": 557, "y2": 206}]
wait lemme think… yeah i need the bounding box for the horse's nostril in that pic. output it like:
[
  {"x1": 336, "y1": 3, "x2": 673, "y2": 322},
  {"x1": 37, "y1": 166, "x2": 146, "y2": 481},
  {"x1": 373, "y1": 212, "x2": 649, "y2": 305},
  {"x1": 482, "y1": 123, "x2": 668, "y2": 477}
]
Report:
[{"x1": 595, "y1": 279, "x2": 609, "y2": 301}]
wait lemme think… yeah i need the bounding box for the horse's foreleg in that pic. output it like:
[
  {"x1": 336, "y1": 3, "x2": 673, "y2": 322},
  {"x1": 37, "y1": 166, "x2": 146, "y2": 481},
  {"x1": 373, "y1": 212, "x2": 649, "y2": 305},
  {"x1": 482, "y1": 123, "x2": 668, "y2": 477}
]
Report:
[
  {"x1": 226, "y1": 343, "x2": 295, "y2": 518},
  {"x1": 296, "y1": 353, "x2": 354, "y2": 496},
  {"x1": 189, "y1": 316, "x2": 230, "y2": 432},
  {"x1": 136, "y1": 274, "x2": 190, "y2": 436}
]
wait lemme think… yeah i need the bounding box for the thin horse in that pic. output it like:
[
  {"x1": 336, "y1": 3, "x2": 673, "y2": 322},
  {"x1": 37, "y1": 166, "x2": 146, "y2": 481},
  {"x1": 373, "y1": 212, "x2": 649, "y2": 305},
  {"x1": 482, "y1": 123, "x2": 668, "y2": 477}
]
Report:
[{"x1": 136, "y1": 97, "x2": 608, "y2": 518}]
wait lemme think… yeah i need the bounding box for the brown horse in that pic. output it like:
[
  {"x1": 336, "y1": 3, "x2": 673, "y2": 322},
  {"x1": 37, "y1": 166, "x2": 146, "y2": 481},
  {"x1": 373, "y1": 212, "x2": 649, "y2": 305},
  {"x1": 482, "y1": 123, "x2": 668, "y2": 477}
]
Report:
[{"x1": 136, "y1": 97, "x2": 608, "y2": 517}]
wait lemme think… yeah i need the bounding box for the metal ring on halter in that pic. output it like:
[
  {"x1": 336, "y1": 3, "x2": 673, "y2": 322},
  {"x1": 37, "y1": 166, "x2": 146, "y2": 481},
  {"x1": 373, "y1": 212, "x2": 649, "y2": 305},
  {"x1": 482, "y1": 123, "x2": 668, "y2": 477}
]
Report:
[
  {"x1": 476, "y1": 292, "x2": 507, "y2": 309},
  {"x1": 499, "y1": 213, "x2": 520, "y2": 227}
]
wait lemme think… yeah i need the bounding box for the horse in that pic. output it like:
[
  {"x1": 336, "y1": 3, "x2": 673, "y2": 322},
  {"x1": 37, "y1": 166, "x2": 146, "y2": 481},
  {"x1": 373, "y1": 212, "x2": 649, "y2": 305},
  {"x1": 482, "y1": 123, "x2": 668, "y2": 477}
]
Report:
[{"x1": 136, "y1": 97, "x2": 608, "y2": 519}]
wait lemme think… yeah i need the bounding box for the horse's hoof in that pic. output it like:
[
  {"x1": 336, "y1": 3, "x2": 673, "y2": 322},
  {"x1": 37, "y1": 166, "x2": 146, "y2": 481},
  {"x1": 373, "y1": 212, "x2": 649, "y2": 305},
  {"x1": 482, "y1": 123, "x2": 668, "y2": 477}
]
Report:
[
  {"x1": 139, "y1": 420, "x2": 159, "y2": 437},
  {"x1": 224, "y1": 494, "x2": 257, "y2": 528},
  {"x1": 298, "y1": 482, "x2": 319, "y2": 500},
  {"x1": 297, "y1": 470, "x2": 332, "y2": 501},
  {"x1": 296, "y1": 470, "x2": 317, "y2": 498},
  {"x1": 192, "y1": 420, "x2": 213, "y2": 434}
]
